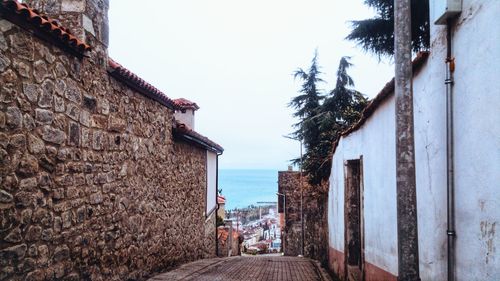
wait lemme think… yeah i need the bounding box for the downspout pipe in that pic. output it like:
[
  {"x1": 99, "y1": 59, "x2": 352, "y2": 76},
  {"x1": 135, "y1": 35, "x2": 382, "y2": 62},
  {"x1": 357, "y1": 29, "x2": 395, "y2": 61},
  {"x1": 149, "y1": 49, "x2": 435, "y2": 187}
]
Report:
[{"x1": 445, "y1": 19, "x2": 456, "y2": 281}]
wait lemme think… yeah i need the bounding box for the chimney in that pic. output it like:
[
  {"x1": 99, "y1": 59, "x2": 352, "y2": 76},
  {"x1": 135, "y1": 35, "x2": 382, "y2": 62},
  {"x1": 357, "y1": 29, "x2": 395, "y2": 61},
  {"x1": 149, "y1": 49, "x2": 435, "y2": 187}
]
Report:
[
  {"x1": 173, "y1": 98, "x2": 200, "y2": 130},
  {"x1": 24, "y1": 0, "x2": 109, "y2": 48}
]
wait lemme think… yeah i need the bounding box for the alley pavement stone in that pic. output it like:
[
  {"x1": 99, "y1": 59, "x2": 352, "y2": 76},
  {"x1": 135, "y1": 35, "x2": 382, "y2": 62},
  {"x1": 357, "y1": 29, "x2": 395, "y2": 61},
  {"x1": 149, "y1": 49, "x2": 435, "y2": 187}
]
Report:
[{"x1": 148, "y1": 256, "x2": 333, "y2": 281}]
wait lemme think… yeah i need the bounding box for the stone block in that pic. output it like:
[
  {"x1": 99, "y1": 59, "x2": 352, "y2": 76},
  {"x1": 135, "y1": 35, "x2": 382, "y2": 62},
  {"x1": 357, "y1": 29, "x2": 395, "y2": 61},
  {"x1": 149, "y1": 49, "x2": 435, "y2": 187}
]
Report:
[
  {"x1": 0, "y1": 19, "x2": 14, "y2": 32},
  {"x1": 83, "y1": 14, "x2": 95, "y2": 35},
  {"x1": 39, "y1": 81, "x2": 54, "y2": 109},
  {"x1": 6, "y1": 106, "x2": 22, "y2": 129},
  {"x1": 0, "y1": 33, "x2": 7, "y2": 51},
  {"x1": 0, "y1": 244, "x2": 27, "y2": 262},
  {"x1": 4, "y1": 227, "x2": 21, "y2": 243},
  {"x1": 91, "y1": 114, "x2": 107, "y2": 128},
  {"x1": 9, "y1": 134, "x2": 26, "y2": 149},
  {"x1": 0, "y1": 189, "x2": 13, "y2": 203},
  {"x1": 55, "y1": 62, "x2": 68, "y2": 78},
  {"x1": 19, "y1": 177, "x2": 37, "y2": 190},
  {"x1": 25, "y1": 225, "x2": 42, "y2": 241},
  {"x1": 54, "y1": 96, "x2": 65, "y2": 113},
  {"x1": 108, "y1": 116, "x2": 126, "y2": 132},
  {"x1": 61, "y1": 0, "x2": 86, "y2": 12},
  {"x1": 33, "y1": 61, "x2": 49, "y2": 83},
  {"x1": 35, "y1": 109, "x2": 54, "y2": 125},
  {"x1": 68, "y1": 121, "x2": 80, "y2": 146},
  {"x1": 42, "y1": 126, "x2": 66, "y2": 145},
  {"x1": 0, "y1": 55, "x2": 10, "y2": 72},
  {"x1": 92, "y1": 130, "x2": 104, "y2": 150},
  {"x1": 8, "y1": 32, "x2": 34, "y2": 61},
  {"x1": 13, "y1": 60, "x2": 31, "y2": 78},
  {"x1": 79, "y1": 110, "x2": 91, "y2": 127},
  {"x1": 65, "y1": 79, "x2": 82, "y2": 104},
  {"x1": 89, "y1": 192, "x2": 103, "y2": 205},
  {"x1": 53, "y1": 245, "x2": 70, "y2": 262},
  {"x1": 62, "y1": 211, "x2": 72, "y2": 229},
  {"x1": 17, "y1": 155, "x2": 39, "y2": 177},
  {"x1": 23, "y1": 114, "x2": 35, "y2": 131},
  {"x1": 66, "y1": 103, "x2": 80, "y2": 121},
  {"x1": 28, "y1": 134, "x2": 45, "y2": 154}
]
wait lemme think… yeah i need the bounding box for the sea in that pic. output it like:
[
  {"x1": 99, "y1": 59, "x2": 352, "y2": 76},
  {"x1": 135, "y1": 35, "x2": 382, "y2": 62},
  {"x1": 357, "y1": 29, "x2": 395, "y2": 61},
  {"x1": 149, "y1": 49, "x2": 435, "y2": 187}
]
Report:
[{"x1": 219, "y1": 169, "x2": 278, "y2": 210}]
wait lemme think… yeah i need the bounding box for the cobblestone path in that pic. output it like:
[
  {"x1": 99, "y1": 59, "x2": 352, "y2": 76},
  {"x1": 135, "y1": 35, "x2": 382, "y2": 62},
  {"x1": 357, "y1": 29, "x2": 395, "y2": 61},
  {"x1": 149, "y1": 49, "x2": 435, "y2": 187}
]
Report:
[{"x1": 148, "y1": 256, "x2": 333, "y2": 281}]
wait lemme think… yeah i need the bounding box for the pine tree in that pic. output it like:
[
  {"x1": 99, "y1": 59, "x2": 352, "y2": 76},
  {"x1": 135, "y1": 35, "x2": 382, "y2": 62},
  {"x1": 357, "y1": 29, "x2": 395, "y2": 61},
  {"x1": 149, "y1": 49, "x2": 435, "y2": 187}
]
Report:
[
  {"x1": 288, "y1": 51, "x2": 324, "y2": 157},
  {"x1": 346, "y1": 0, "x2": 429, "y2": 56},
  {"x1": 307, "y1": 57, "x2": 367, "y2": 185},
  {"x1": 289, "y1": 55, "x2": 367, "y2": 186}
]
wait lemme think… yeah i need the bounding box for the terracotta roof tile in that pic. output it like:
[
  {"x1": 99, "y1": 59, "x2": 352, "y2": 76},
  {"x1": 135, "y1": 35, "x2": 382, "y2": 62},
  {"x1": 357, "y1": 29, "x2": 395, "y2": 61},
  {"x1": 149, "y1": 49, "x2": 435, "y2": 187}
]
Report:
[
  {"x1": 173, "y1": 121, "x2": 223, "y2": 153},
  {"x1": 217, "y1": 195, "x2": 226, "y2": 204},
  {"x1": 108, "y1": 59, "x2": 177, "y2": 110},
  {"x1": 174, "y1": 98, "x2": 200, "y2": 111},
  {"x1": 0, "y1": 0, "x2": 91, "y2": 54}
]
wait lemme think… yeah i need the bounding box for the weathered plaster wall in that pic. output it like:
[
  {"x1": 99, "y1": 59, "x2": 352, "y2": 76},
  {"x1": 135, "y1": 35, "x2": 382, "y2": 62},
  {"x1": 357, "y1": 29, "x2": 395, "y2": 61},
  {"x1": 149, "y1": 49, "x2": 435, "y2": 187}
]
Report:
[
  {"x1": 328, "y1": 97, "x2": 399, "y2": 280},
  {"x1": 0, "y1": 19, "x2": 215, "y2": 281},
  {"x1": 328, "y1": 1, "x2": 500, "y2": 280},
  {"x1": 278, "y1": 171, "x2": 328, "y2": 264},
  {"x1": 174, "y1": 109, "x2": 195, "y2": 130},
  {"x1": 422, "y1": 1, "x2": 500, "y2": 280}
]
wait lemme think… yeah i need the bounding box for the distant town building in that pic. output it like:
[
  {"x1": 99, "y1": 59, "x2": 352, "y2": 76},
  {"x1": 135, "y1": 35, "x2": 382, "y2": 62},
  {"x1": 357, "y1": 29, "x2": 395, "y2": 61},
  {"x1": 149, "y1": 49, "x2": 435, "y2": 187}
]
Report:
[{"x1": 217, "y1": 195, "x2": 226, "y2": 219}]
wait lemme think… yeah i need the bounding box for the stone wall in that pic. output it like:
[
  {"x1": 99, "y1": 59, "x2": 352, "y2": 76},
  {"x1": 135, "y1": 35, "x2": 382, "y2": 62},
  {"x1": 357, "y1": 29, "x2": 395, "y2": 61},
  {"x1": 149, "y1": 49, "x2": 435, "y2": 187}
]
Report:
[
  {"x1": 278, "y1": 171, "x2": 328, "y2": 265},
  {"x1": 0, "y1": 18, "x2": 216, "y2": 281}
]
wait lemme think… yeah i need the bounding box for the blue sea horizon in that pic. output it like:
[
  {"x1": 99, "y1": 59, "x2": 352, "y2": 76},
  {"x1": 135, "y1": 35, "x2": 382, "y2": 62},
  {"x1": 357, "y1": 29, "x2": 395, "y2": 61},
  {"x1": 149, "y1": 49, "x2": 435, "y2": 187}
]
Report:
[{"x1": 219, "y1": 169, "x2": 278, "y2": 210}]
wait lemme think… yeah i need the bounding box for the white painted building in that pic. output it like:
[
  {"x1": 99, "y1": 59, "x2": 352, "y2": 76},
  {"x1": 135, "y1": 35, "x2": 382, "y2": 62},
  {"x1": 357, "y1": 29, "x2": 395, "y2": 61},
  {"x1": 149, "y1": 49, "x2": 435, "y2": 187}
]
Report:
[{"x1": 327, "y1": 1, "x2": 500, "y2": 280}]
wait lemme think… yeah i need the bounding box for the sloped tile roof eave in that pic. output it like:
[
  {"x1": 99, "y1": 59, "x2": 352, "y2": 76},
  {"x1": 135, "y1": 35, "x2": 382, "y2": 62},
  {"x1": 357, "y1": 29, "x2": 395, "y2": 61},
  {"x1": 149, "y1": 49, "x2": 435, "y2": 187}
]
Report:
[
  {"x1": 331, "y1": 51, "x2": 430, "y2": 156},
  {"x1": 107, "y1": 59, "x2": 177, "y2": 110},
  {"x1": 0, "y1": 0, "x2": 91, "y2": 56},
  {"x1": 173, "y1": 122, "x2": 224, "y2": 154}
]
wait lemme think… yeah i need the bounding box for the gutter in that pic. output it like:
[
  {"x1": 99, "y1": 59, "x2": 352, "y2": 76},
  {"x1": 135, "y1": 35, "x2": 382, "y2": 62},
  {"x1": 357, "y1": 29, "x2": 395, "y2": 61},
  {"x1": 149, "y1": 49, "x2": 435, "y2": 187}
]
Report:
[{"x1": 174, "y1": 133, "x2": 223, "y2": 155}]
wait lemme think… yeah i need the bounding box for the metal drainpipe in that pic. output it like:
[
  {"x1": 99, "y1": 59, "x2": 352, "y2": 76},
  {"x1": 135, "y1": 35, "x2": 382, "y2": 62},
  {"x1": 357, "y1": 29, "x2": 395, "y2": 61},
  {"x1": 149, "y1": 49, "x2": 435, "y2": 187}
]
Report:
[
  {"x1": 445, "y1": 20, "x2": 456, "y2": 281},
  {"x1": 300, "y1": 138, "x2": 304, "y2": 257}
]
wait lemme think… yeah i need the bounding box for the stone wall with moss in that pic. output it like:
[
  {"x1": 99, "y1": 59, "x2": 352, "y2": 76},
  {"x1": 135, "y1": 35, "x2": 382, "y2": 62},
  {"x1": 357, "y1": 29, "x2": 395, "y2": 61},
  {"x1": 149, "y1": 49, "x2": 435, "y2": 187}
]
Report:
[
  {"x1": 0, "y1": 18, "x2": 216, "y2": 281},
  {"x1": 278, "y1": 171, "x2": 328, "y2": 265}
]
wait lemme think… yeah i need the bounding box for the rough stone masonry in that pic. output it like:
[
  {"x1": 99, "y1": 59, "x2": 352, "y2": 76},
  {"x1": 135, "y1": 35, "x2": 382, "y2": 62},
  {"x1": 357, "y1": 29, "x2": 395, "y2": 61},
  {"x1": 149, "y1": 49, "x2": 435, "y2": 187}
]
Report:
[
  {"x1": 278, "y1": 171, "x2": 328, "y2": 266},
  {"x1": 0, "y1": 1, "x2": 219, "y2": 280}
]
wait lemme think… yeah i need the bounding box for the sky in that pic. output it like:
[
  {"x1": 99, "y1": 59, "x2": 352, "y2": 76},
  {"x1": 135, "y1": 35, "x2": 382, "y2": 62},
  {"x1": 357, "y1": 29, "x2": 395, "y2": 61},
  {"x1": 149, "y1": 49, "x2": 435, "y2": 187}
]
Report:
[{"x1": 108, "y1": 0, "x2": 394, "y2": 170}]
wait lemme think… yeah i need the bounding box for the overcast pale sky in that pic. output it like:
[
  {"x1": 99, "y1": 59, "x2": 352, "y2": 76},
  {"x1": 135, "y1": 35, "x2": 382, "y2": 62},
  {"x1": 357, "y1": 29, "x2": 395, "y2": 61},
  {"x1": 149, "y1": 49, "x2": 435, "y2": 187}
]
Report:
[{"x1": 108, "y1": 0, "x2": 394, "y2": 170}]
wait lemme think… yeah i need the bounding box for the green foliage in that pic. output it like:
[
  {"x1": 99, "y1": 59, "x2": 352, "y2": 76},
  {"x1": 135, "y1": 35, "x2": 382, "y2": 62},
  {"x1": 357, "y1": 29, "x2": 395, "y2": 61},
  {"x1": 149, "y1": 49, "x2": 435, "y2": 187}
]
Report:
[
  {"x1": 346, "y1": 0, "x2": 430, "y2": 57},
  {"x1": 288, "y1": 50, "x2": 324, "y2": 157},
  {"x1": 289, "y1": 54, "x2": 367, "y2": 185}
]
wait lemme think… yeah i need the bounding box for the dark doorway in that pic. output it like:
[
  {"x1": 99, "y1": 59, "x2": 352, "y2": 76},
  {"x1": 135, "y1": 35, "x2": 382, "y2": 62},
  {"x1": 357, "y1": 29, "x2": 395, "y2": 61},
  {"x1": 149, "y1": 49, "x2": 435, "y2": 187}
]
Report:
[{"x1": 344, "y1": 158, "x2": 364, "y2": 281}]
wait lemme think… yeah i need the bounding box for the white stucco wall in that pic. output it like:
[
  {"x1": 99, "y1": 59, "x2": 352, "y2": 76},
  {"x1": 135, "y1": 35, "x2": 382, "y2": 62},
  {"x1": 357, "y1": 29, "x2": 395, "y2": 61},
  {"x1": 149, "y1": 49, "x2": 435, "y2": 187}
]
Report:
[
  {"x1": 328, "y1": 1, "x2": 500, "y2": 279},
  {"x1": 328, "y1": 96, "x2": 399, "y2": 276},
  {"x1": 427, "y1": 0, "x2": 500, "y2": 280},
  {"x1": 174, "y1": 109, "x2": 195, "y2": 129},
  {"x1": 206, "y1": 151, "x2": 217, "y2": 215}
]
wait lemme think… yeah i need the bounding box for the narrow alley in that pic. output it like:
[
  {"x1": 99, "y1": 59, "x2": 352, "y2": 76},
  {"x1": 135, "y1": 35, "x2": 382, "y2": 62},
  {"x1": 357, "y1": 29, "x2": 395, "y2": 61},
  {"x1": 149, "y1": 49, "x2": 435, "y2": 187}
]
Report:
[{"x1": 148, "y1": 256, "x2": 333, "y2": 281}]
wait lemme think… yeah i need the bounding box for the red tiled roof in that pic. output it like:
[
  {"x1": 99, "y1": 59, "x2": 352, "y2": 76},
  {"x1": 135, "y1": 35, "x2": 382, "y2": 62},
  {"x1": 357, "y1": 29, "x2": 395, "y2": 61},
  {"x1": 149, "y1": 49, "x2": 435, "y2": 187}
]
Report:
[
  {"x1": 331, "y1": 52, "x2": 430, "y2": 155},
  {"x1": 173, "y1": 122, "x2": 223, "y2": 153},
  {"x1": 174, "y1": 98, "x2": 200, "y2": 111},
  {"x1": 217, "y1": 227, "x2": 240, "y2": 243},
  {"x1": 108, "y1": 59, "x2": 177, "y2": 110},
  {"x1": 0, "y1": 0, "x2": 91, "y2": 55},
  {"x1": 217, "y1": 195, "x2": 226, "y2": 204}
]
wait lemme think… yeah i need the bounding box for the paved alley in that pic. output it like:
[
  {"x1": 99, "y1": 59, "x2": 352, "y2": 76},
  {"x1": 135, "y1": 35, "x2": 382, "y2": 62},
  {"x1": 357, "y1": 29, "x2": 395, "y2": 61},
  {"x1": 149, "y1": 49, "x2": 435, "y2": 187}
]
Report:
[{"x1": 148, "y1": 256, "x2": 333, "y2": 281}]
